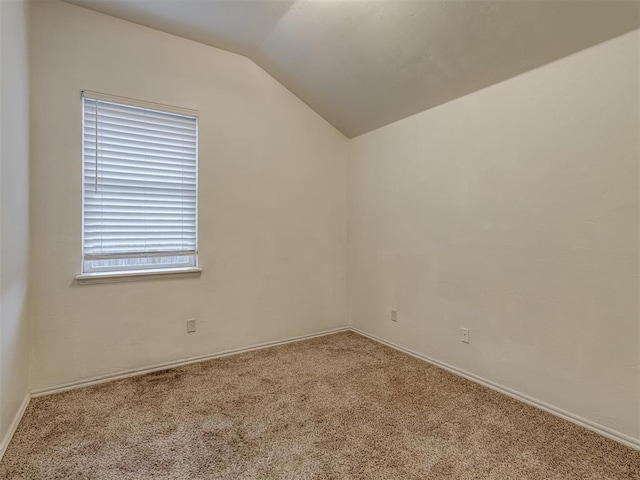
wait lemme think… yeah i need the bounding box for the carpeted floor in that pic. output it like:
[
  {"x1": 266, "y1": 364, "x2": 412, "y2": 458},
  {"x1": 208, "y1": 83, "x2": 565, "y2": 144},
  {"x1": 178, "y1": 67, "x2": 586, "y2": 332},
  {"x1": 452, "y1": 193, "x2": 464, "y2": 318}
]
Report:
[{"x1": 1, "y1": 332, "x2": 638, "y2": 479}]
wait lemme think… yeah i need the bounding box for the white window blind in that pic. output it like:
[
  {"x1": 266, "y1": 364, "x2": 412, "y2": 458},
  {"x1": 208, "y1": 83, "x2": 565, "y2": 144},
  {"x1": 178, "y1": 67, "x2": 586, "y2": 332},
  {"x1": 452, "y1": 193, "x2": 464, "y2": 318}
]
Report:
[{"x1": 82, "y1": 92, "x2": 198, "y2": 274}]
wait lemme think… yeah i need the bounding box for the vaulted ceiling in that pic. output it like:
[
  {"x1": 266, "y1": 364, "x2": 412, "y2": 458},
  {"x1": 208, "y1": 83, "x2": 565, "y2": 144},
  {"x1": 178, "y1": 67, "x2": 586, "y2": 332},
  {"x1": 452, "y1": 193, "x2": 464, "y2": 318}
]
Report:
[{"x1": 63, "y1": 0, "x2": 640, "y2": 137}]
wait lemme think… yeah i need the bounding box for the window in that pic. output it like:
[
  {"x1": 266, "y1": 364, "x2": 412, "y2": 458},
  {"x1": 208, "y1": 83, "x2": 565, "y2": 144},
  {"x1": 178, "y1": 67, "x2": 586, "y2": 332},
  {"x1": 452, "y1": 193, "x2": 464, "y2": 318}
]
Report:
[{"x1": 81, "y1": 91, "x2": 198, "y2": 276}]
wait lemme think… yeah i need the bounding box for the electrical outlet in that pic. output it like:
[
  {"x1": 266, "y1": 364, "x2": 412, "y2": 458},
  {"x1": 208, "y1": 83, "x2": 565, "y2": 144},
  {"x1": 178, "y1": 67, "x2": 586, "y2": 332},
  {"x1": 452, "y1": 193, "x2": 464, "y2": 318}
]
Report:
[
  {"x1": 461, "y1": 327, "x2": 469, "y2": 343},
  {"x1": 391, "y1": 309, "x2": 398, "y2": 322},
  {"x1": 187, "y1": 318, "x2": 197, "y2": 333}
]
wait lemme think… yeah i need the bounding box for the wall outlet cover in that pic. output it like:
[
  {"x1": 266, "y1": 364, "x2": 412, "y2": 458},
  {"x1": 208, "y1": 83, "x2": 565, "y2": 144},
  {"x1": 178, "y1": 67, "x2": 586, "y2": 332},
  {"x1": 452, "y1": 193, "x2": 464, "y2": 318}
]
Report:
[
  {"x1": 461, "y1": 327, "x2": 469, "y2": 343},
  {"x1": 187, "y1": 318, "x2": 197, "y2": 333}
]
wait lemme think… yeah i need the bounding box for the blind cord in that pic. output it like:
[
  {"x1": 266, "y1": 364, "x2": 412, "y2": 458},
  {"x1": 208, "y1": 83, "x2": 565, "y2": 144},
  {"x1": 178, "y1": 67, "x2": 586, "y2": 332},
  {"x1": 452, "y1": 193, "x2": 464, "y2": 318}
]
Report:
[{"x1": 94, "y1": 100, "x2": 99, "y2": 193}]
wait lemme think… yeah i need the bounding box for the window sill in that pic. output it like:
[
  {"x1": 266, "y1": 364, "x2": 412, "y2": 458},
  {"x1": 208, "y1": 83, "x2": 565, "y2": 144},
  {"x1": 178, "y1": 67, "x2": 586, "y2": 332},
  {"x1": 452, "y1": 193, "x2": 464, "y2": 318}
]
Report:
[{"x1": 76, "y1": 267, "x2": 202, "y2": 285}]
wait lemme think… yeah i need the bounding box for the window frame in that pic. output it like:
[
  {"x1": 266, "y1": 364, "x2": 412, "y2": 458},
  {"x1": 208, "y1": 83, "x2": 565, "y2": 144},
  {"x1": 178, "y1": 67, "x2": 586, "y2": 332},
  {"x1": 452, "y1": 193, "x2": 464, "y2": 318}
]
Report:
[{"x1": 77, "y1": 91, "x2": 201, "y2": 283}]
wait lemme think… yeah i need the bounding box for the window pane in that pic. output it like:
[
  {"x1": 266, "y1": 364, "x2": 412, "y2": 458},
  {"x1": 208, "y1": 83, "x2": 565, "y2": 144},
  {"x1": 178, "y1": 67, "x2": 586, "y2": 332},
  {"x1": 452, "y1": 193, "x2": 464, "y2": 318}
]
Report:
[{"x1": 82, "y1": 95, "x2": 198, "y2": 273}]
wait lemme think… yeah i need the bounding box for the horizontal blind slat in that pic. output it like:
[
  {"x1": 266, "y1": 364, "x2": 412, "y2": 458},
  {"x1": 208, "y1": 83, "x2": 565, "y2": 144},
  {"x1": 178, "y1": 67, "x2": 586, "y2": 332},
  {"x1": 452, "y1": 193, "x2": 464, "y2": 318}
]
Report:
[
  {"x1": 85, "y1": 146, "x2": 197, "y2": 162},
  {"x1": 83, "y1": 121, "x2": 197, "y2": 142},
  {"x1": 85, "y1": 251, "x2": 196, "y2": 260},
  {"x1": 84, "y1": 238, "x2": 197, "y2": 246},
  {"x1": 84, "y1": 211, "x2": 197, "y2": 218},
  {"x1": 89, "y1": 104, "x2": 197, "y2": 129},
  {"x1": 84, "y1": 171, "x2": 197, "y2": 185},
  {"x1": 87, "y1": 113, "x2": 197, "y2": 136},
  {"x1": 84, "y1": 134, "x2": 197, "y2": 151},
  {"x1": 94, "y1": 101, "x2": 197, "y2": 125},
  {"x1": 84, "y1": 189, "x2": 197, "y2": 196},
  {"x1": 84, "y1": 163, "x2": 197, "y2": 175}
]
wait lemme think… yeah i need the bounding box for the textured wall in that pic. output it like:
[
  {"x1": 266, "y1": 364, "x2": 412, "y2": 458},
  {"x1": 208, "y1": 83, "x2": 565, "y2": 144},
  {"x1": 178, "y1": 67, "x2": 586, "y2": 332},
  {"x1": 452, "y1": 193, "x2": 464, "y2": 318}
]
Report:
[
  {"x1": 349, "y1": 31, "x2": 640, "y2": 442},
  {"x1": 0, "y1": 0, "x2": 31, "y2": 455},
  {"x1": 29, "y1": 1, "x2": 348, "y2": 391}
]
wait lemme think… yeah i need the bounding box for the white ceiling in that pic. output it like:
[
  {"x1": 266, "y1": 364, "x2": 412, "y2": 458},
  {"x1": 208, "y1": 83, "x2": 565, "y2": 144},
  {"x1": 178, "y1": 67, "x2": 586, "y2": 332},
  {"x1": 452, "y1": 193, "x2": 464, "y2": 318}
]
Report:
[{"x1": 63, "y1": 0, "x2": 640, "y2": 138}]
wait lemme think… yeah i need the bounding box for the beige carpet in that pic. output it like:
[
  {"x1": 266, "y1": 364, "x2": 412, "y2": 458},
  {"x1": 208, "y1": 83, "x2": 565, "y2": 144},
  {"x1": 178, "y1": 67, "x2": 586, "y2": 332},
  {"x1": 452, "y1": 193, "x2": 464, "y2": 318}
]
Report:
[{"x1": 1, "y1": 332, "x2": 638, "y2": 479}]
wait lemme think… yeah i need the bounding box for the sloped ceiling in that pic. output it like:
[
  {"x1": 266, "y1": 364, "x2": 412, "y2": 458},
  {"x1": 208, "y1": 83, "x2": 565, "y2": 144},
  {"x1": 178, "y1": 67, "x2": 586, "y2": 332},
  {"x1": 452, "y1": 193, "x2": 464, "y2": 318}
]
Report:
[{"x1": 62, "y1": 0, "x2": 640, "y2": 138}]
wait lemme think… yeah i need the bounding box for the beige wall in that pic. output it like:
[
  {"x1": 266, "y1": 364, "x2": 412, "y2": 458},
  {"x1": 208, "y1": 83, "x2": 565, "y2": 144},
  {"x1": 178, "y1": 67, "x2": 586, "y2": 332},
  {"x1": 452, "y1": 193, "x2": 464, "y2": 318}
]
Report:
[
  {"x1": 0, "y1": 0, "x2": 31, "y2": 456},
  {"x1": 29, "y1": 1, "x2": 348, "y2": 391},
  {"x1": 349, "y1": 31, "x2": 640, "y2": 443}
]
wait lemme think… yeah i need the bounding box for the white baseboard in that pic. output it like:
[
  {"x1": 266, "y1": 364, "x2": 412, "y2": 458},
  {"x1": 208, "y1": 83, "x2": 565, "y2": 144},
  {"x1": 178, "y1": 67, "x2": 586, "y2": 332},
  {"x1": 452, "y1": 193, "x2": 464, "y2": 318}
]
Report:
[
  {"x1": 30, "y1": 327, "x2": 350, "y2": 398},
  {"x1": 0, "y1": 393, "x2": 31, "y2": 463},
  {"x1": 351, "y1": 327, "x2": 640, "y2": 451}
]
